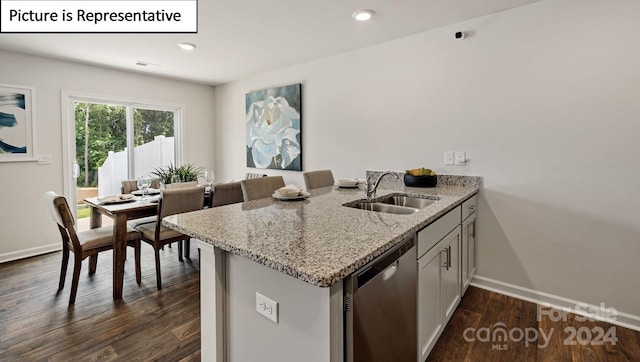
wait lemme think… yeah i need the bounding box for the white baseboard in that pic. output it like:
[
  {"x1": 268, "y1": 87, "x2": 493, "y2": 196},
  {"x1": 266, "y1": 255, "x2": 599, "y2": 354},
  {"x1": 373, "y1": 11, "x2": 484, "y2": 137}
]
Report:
[
  {"x1": 471, "y1": 275, "x2": 640, "y2": 332},
  {"x1": 0, "y1": 243, "x2": 61, "y2": 263}
]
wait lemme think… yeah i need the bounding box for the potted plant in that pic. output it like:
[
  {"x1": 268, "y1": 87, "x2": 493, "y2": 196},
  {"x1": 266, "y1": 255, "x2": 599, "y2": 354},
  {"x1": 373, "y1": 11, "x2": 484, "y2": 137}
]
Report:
[{"x1": 151, "y1": 162, "x2": 203, "y2": 185}]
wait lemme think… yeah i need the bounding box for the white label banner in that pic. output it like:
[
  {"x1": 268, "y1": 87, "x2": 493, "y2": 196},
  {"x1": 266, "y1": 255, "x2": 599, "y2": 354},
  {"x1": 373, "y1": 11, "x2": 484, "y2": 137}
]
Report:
[{"x1": 1, "y1": 0, "x2": 197, "y2": 32}]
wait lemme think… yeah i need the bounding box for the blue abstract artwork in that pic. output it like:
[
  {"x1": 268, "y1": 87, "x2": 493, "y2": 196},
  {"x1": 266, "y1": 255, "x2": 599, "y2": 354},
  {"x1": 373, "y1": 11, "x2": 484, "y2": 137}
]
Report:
[{"x1": 0, "y1": 85, "x2": 34, "y2": 161}]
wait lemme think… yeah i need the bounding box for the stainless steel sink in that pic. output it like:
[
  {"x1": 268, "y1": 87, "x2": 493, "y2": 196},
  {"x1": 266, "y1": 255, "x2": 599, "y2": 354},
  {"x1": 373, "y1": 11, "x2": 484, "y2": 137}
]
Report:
[
  {"x1": 343, "y1": 193, "x2": 439, "y2": 215},
  {"x1": 351, "y1": 202, "x2": 419, "y2": 214},
  {"x1": 378, "y1": 195, "x2": 437, "y2": 209}
]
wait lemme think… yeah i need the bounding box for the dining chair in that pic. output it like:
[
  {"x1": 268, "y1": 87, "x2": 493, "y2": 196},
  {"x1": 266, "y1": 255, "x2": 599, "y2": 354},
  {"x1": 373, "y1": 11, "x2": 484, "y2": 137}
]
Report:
[
  {"x1": 120, "y1": 179, "x2": 161, "y2": 194},
  {"x1": 244, "y1": 172, "x2": 267, "y2": 179},
  {"x1": 303, "y1": 170, "x2": 335, "y2": 190},
  {"x1": 240, "y1": 176, "x2": 285, "y2": 201},
  {"x1": 120, "y1": 180, "x2": 160, "y2": 229},
  {"x1": 135, "y1": 186, "x2": 205, "y2": 290},
  {"x1": 211, "y1": 181, "x2": 244, "y2": 207},
  {"x1": 44, "y1": 191, "x2": 142, "y2": 305}
]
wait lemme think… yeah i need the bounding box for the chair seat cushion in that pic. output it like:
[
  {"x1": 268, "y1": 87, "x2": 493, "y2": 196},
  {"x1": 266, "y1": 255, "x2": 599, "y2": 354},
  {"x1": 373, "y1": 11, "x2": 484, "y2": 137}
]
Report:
[
  {"x1": 135, "y1": 222, "x2": 184, "y2": 242},
  {"x1": 127, "y1": 216, "x2": 157, "y2": 229},
  {"x1": 77, "y1": 225, "x2": 141, "y2": 250}
]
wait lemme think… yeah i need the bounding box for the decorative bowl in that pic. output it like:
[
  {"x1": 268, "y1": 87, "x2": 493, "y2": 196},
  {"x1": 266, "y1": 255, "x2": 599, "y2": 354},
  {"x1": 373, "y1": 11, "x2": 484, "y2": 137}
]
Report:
[{"x1": 403, "y1": 174, "x2": 437, "y2": 188}]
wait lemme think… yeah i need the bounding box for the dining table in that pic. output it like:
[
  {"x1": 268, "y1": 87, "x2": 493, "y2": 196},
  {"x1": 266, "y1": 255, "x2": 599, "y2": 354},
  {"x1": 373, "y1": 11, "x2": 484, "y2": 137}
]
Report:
[
  {"x1": 83, "y1": 188, "x2": 213, "y2": 299},
  {"x1": 83, "y1": 196, "x2": 158, "y2": 300}
]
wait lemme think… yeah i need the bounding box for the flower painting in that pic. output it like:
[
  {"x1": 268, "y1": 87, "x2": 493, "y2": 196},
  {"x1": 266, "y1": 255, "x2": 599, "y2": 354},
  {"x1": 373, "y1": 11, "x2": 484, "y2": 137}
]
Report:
[
  {"x1": 246, "y1": 83, "x2": 301, "y2": 171},
  {"x1": 0, "y1": 84, "x2": 35, "y2": 162}
]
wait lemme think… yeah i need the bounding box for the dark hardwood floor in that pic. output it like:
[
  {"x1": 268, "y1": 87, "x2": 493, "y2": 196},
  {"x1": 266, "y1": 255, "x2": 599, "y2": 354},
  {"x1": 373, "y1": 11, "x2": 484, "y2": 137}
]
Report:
[
  {"x1": 2, "y1": 247, "x2": 639, "y2": 361},
  {"x1": 428, "y1": 287, "x2": 640, "y2": 361},
  {"x1": 0, "y1": 244, "x2": 201, "y2": 361}
]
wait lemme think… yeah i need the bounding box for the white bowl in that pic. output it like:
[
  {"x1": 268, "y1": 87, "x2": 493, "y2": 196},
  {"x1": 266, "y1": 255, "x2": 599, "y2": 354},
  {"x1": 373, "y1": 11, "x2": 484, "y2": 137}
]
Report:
[
  {"x1": 275, "y1": 188, "x2": 301, "y2": 197},
  {"x1": 338, "y1": 179, "x2": 358, "y2": 186}
]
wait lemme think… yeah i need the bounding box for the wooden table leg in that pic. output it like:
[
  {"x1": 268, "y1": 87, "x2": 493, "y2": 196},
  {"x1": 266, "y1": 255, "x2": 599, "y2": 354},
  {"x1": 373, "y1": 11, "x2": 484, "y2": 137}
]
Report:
[
  {"x1": 112, "y1": 213, "x2": 128, "y2": 300},
  {"x1": 90, "y1": 206, "x2": 102, "y2": 229},
  {"x1": 89, "y1": 206, "x2": 102, "y2": 276}
]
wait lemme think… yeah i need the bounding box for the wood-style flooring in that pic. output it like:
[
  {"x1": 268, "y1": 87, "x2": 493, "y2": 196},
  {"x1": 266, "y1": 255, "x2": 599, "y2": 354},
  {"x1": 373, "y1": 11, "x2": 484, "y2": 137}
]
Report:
[
  {"x1": 2, "y1": 247, "x2": 639, "y2": 361},
  {"x1": 428, "y1": 287, "x2": 640, "y2": 361},
  {"x1": 0, "y1": 245, "x2": 200, "y2": 361}
]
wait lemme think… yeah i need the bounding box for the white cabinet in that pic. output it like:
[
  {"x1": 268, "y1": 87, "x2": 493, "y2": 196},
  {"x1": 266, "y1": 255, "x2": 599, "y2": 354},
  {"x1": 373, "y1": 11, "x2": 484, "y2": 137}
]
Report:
[
  {"x1": 441, "y1": 227, "x2": 461, "y2": 322},
  {"x1": 461, "y1": 195, "x2": 477, "y2": 295},
  {"x1": 417, "y1": 207, "x2": 462, "y2": 361},
  {"x1": 417, "y1": 244, "x2": 443, "y2": 361}
]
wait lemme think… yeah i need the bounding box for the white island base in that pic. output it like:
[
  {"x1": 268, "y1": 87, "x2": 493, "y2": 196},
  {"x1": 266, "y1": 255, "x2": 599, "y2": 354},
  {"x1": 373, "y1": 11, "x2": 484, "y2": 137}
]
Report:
[{"x1": 197, "y1": 240, "x2": 344, "y2": 362}]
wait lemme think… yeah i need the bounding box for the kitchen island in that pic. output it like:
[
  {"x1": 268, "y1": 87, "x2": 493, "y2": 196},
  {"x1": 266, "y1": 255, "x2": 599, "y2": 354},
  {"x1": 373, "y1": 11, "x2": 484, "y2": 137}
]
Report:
[{"x1": 163, "y1": 175, "x2": 479, "y2": 361}]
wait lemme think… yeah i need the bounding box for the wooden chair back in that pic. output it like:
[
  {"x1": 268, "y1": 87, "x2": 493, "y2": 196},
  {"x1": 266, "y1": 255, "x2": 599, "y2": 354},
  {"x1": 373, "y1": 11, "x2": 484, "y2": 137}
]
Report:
[
  {"x1": 212, "y1": 182, "x2": 244, "y2": 207},
  {"x1": 44, "y1": 191, "x2": 81, "y2": 252},
  {"x1": 303, "y1": 170, "x2": 335, "y2": 190},
  {"x1": 245, "y1": 172, "x2": 267, "y2": 179},
  {"x1": 156, "y1": 186, "x2": 205, "y2": 233},
  {"x1": 121, "y1": 179, "x2": 161, "y2": 194},
  {"x1": 240, "y1": 176, "x2": 285, "y2": 201}
]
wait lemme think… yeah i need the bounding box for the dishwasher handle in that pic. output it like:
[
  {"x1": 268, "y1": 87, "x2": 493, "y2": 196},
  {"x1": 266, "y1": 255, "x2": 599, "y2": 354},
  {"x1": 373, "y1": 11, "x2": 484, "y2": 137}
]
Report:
[
  {"x1": 354, "y1": 236, "x2": 415, "y2": 290},
  {"x1": 382, "y1": 261, "x2": 399, "y2": 281}
]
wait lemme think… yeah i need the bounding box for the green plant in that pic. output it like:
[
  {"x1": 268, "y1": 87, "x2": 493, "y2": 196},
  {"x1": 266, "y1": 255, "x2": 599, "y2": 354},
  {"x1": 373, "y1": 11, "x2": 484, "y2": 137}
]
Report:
[{"x1": 151, "y1": 162, "x2": 203, "y2": 184}]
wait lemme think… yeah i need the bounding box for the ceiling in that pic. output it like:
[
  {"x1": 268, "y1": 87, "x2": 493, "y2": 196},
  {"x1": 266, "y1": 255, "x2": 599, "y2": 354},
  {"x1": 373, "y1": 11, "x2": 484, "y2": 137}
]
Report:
[{"x1": 0, "y1": 0, "x2": 541, "y2": 85}]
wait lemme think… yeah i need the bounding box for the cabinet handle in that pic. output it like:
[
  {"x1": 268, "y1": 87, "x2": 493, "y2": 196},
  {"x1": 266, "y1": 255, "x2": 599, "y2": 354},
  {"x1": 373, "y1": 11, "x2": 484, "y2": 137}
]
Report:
[
  {"x1": 448, "y1": 245, "x2": 452, "y2": 269},
  {"x1": 442, "y1": 248, "x2": 449, "y2": 270}
]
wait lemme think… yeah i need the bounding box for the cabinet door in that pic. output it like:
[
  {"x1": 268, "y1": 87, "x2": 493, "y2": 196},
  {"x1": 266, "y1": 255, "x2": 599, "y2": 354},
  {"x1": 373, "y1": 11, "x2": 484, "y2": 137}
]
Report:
[
  {"x1": 417, "y1": 246, "x2": 443, "y2": 361},
  {"x1": 441, "y1": 226, "x2": 461, "y2": 323},
  {"x1": 461, "y1": 212, "x2": 477, "y2": 294}
]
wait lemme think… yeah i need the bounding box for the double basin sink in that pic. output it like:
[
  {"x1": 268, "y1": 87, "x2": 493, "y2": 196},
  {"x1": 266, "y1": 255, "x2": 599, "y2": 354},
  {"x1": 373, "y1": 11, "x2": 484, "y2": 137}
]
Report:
[{"x1": 343, "y1": 193, "x2": 439, "y2": 215}]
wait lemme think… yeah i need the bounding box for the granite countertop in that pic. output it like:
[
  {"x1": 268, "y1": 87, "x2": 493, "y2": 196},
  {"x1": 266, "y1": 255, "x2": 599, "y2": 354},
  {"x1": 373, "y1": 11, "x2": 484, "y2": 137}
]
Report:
[{"x1": 163, "y1": 175, "x2": 480, "y2": 287}]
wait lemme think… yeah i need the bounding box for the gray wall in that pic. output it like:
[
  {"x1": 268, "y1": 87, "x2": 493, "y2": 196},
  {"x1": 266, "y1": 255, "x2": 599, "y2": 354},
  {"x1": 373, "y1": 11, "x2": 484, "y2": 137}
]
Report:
[
  {"x1": 213, "y1": 0, "x2": 640, "y2": 317},
  {"x1": 0, "y1": 50, "x2": 215, "y2": 260}
]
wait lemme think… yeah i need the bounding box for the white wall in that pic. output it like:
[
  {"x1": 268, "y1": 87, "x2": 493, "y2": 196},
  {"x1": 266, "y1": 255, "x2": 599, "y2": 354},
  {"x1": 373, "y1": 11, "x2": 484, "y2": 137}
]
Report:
[
  {"x1": 0, "y1": 50, "x2": 215, "y2": 260},
  {"x1": 214, "y1": 0, "x2": 640, "y2": 317}
]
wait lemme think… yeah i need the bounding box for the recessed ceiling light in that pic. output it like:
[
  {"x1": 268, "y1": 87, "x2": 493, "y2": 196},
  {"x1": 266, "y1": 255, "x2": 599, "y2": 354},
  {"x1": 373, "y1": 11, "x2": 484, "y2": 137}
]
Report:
[
  {"x1": 352, "y1": 9, "x2": 375, "y2": 21},
  {"x1": 178, "y1": 42, "x2": 197, "y2": 51}
]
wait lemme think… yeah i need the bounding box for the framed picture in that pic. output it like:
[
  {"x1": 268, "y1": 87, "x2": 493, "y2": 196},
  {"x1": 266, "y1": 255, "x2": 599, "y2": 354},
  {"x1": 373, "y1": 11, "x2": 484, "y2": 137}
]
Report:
[
  {"x1": 0, "y1": 84, "x2": 36, "y2": 162},
  {"x1": 246, "y1": 83, "x2": 301, "y2": 171}
]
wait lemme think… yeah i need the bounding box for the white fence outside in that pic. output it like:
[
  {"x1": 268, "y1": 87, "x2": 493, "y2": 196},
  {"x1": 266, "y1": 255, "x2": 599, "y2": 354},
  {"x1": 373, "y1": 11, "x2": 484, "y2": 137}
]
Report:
[{"x1": 98, "y1": 135, "x2": 174, "y2": 196}]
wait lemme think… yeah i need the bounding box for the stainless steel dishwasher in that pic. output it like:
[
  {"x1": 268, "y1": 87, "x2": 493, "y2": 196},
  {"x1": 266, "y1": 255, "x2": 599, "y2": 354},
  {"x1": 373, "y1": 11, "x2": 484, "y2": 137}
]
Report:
[{"x1": 344, "y1": 236, "x2": 417, "y2": 362}]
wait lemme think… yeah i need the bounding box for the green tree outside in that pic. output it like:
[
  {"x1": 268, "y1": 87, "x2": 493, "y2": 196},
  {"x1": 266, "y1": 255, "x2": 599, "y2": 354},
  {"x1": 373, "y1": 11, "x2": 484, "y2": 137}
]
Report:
[{"x1": 75, "y1": 103, "x2": 174, "y2": 187}]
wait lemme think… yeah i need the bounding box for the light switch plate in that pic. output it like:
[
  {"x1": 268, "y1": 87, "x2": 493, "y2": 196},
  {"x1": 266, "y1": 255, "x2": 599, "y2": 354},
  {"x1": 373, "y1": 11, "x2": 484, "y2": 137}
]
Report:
[
  {"x1": 444, "y1": 151, "x2": 454, "y2": 166},
  {"x1": 36, "y1": 154, "x2": 52, "y2": 165},
  {"x1": 256, "y1": 292, "x2": 278, "y2": 323},
  {"x1": 455, "y1": 151, "x2": 466, "y2": 166}
]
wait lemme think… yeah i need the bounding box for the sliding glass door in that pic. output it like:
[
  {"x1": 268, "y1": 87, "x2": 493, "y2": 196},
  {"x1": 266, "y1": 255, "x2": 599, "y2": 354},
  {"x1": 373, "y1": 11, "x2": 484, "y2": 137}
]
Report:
[
  {"x1": 133, "y1": 108, "x2": 176, "y2": 179},
  {"x1": 63, "y1": 93, "x2": 182, "y2": 231}
]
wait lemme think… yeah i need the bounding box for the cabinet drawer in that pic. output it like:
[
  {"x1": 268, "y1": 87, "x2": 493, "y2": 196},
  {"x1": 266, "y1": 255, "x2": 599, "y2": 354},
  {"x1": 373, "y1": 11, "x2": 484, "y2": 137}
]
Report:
[
  {"x1": 417, "y1": 206, "x2": 461, "y2": 259},
  {"x1": 461, "y1": 195, "x2": 477, "y2": 221}
]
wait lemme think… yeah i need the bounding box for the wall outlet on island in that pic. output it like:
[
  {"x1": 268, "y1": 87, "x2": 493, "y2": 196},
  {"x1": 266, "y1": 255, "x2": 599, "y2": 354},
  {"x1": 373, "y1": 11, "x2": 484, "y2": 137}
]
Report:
[{"x1": 256, "y1": 292, "x2": 279, "y2": 323}]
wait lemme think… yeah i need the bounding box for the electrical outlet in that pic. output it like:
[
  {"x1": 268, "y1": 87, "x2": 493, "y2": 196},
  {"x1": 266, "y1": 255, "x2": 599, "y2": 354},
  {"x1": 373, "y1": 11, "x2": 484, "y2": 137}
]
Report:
[
  {"x1": 256, "y1": 292, "x2": 278, "y2": 323},
  {"x1": 444, "y1": 151, "x2": 454, "y2": 166},
  {"x1": 455, "y1": 151, "x2": 466, "y2": 166}
]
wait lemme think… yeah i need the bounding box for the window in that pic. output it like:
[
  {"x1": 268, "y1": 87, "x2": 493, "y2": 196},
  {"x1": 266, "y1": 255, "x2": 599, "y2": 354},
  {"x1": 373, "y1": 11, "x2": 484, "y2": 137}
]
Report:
[{"x1": 62, "y1": 91, "x2": 183, "y2": 226}]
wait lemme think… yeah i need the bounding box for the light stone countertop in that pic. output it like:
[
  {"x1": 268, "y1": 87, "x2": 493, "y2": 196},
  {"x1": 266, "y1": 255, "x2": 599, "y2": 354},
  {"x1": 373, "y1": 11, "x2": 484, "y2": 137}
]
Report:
[{"x1": 163, "y1": 175, "x2": 480, "y2": 287}]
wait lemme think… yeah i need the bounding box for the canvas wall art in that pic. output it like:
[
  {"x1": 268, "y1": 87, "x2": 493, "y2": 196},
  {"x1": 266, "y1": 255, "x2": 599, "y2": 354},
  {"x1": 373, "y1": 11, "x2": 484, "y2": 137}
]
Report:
[
  {"x1": 0, "y1": 84, "x2": 36, "y2": 162},
  {"x1": 246, "y1": 83, "x2": 301, "y2": 171}
]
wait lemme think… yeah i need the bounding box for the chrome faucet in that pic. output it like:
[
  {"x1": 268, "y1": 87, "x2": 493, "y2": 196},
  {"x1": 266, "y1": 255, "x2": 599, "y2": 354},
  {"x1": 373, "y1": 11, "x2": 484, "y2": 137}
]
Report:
[{"x1": 364, "y1": 171, "x2": 400, "y2": 199}]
